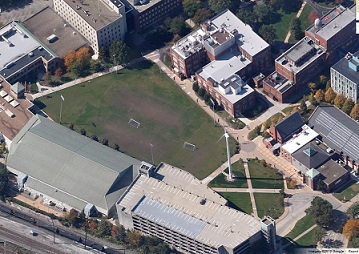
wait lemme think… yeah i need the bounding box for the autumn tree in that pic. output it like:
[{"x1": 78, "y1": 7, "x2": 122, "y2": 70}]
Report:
[
  {"x1": 325, "y1": 87, "x2": 336, "y2": 104},
  {"x1": 54, "y1": 68, "x2": 63, "y2": 79},
  {"x1": 334, "y1": 94, "x2": 346, "y2": 109},
  {"x1": 300, "y1": 100, "x2": 307, "y2": 113},
  {"x1": 64, "y1": 50, "x2": 76, "y2": 71},
  {"x1": 308, "y1": 82, "x2": 317, "y2": 93},
  {"x1": 43, "y1": 72, "x2": 51, "y2": 86},
  {"x1": 342, "y1": 98, "x2": 355, "y2": 115},
  {"x1": 308, "y1": 11, "x2": 320, "y2": 25},
  {"x1": 66, "y1": 209, "x2": 78, "y2": 225},
  {"x1": 291, "y1": 106, "x2": 299, "y2": 114},
  {"x1": 350, "y1": 104, "x2": 359, "y2": 120},
  {"x1": 343, "y1": 219, "x2": 359, "y2": 239},
  {"x1": 289, "y1": 179, "x2": 297, "y2": 188},
  {"x1": 315, "y1": 89, "x2": 325, "y2": 102}
]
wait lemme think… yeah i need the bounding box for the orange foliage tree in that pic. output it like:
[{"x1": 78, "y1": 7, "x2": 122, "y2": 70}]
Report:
[
  {"x1": 343, "y1": 219, "x2": 359, "y2": 239},
  {"x1": 64, "y1": 51, "x2": 76, "y2": 71}
]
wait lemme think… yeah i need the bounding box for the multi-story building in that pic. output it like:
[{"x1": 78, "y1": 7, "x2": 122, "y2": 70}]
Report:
[
  {"x1": 0, "y1": 21, "x2": 59, "y2": 84},
  {"x1": 122, "y1": 0, "x2": 182, "y2": 30},
  {"x1": 53, "y1": 0, "x2": 127, "y2": 55},
  {"x1": 263, "y1": 4, "x2": 359, "y2": 103},
  {"x1": 330, "y1": 50, "x2": 359, "y2": 102},
  {"x1": 117, "y1": 163, "x2": 265, "y2": 254},
  {"x1": 170, "y1": 9, "x2": 271, "y2": 79}
]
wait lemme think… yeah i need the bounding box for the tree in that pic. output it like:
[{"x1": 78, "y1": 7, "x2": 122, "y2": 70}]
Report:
[
  {"x1": 43, "y1": 72, "x2": 51, "y2": 86},
  {"x1": 90, "y1": 60, "x2": 102, "y2": 72},
  {"x1": 109, "y1": 40, "x2": 128, "y2": 66},
  {"x1": 64, "y1": 50, "x2": 76, "y2": 71},
  {"x1": 315, "y1": 89, "x2": 325, "y2": 102},
  {"x1": 343, "y1": 219, "x2": 359, "y2": 239},
  {"x1": 347, "y1": 203, "x2": 359, "y2": 219},
  {"x1": 350, "y1": 104, "x2": 359, "y2": 120},
  {"x1": 115, "y1": 225, "x2": 127, "y2": 243},
  {"x1": 192, "y1": 82, "x2": 199, "y2": 93},
  {"x1": 75, "y1": 47, "x2": 91, "y2": 69},
  {"x1": 198, "y1": 87, "x2": 206, "y2": 97},
  {"x1": 290, "y1": 17, "x2": 303, "y2": 40},
  {"x1": 168, "y1": 17, "x2": 187, "y2": 36},
  {"x1": 126, "y1": 230, "x2": 144, "y2": 249},
  {"x1": 325, "y1": 87, "x2": 336, "y2": 104},
  {"x1": 316, "y1": 179, "x2": 326, "y2": 192},
  {"x1": 289, "y1": 179, "x2": 297, "y2": 188},
  {"x1": 98, "y1": 47, "x2": 108, "y2": 63},
  {"x1": 102, "y1": 138, "x2": 109, "y2": 146},
  {"x1": 183, "y1": 0, "x2": 201, "y2": 18},
  {"x1": 308, "y1": 10, "x2": 320, "y2": 24},
  {"x1": 192, "y1": 8, "x2": 212, "y2": 24},
  {"x1": 54, "y1": 68, "x2": 63, "y2": 79},
  {"x1": 0, "y1": 164, "x2": 8, "y2": 195},
  {"x1": 281, "y1": 0, "x2": 301, "y2": 13},
  {"x1": 208, "y1": 0, "x2": 232, "y2": 14},
  {"x1": 114, "y1": 143, "x2": 120, "y2": 151},
  {"x1": 334, "y1": 94, "x2": 346, "y2": 109},
  {"x1": 308, "y1": 82, "x2": 317, "y2": 93},
  {"x1": 80, "y1": 128, "x2": 86, "y2": 136},
  {"x1": 236, "y1": 9, "x2": 257, "y2": 29},
  {"x1": 66, "y1": 209, "x2": 78, "y2": 225},
  {"x1": 342, "y1": 98, "x2": 355, "y2": 115},
  {"x1": 319, "y1": 75, "x2": 328, "y2": 87},
  {"x1": 259, "y1": 25, "x2": 277, "y2": 44},
  {"x1": 291, "y1": 106, "x2": 299, "y2": 114},
  {"x1": 309, "y1": 93, "x2": 318, "y2": 106},
  {"x1": 306, "y1": 197, "x2": 333, "y2": 228},
  {"x1": 254, "y1": 4, "x2": 274, "y2": 24},
  {"x1": 313, "y1": 227, "x2": 326, "y2": 243},
  {"x1": 300, "y1": 100, "x2": 307, "y2": 113},
  {"x1": 96, "y1": 219, "x2": 112, "y2": 237}
]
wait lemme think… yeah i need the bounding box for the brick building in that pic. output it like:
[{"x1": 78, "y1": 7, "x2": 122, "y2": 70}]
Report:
[{"x1": 263, "y1": 4, "x2": 359, "y2": 103}]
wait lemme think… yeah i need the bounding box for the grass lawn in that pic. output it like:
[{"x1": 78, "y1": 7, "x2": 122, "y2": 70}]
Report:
[
  {"x1": 299, "y1": 4, "x2": 314, "y2": 33},
  {"x1": 247, "y1": 160, "x2": 284, "y2": 189},
  {"x1": 254, "y1": 193, "x2": 284, "y2": 219},
  {"x1": 273, "y1": 10, "x2": 298, "y2": 42},
  {"x1": 265, "y1": 112, "x2": 285, "y2": 127},
  {"x1": 35, "y1": 61, "x2": 234, "y2": 180},
  {"x1": 282, "y1": 106, "x2": 296, "y2": 116},
  {"x1": 284, "y1": 213, "x2": 315, "y2": 241},
  {"x1": 333, "y1": 180, "x2": 359, "y2": 202},
  {"x1": 208, "y1": 173, "x2": 248, "y2": 188},
  {"x1": 285, "y1": 226, "x2": 321, "y2": 253},
  {"x1": 241, "y1": 97, "x2": 269, "y2": 120},
  {"x1": 224, "y1": 160, "x2": 246, "y2": 177},
  {"x1": 218, "y1": 192, "x2": 252, "y2": 215}
]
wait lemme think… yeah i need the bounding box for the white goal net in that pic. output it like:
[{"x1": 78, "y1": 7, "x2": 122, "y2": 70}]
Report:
[
  {"x1": 128, "y1": 118, "x2": 141, "y2": 128},
  {"x1": 183, "y1": 142, "x2": 196, "y2": 152}
]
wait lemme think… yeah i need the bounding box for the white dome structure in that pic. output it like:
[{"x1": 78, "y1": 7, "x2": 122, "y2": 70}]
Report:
[{"x1": 314, "y1": 18, "x2": 322, "y2": 29}]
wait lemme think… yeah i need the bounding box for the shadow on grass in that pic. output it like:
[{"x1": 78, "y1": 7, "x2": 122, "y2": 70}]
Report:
[
  {"x1": 126, "y1": 60, "x2": 153, "y2": 71},
  {"x1": 33, "y1": 100, "x2": 46, "y2": 110}
]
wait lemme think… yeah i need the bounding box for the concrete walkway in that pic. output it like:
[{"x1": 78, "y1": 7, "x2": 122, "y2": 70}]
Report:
[
  {"x1": 284, "y1": 1, "x2": 307, "y2": 43},
  {"x1": 282, "y1": 224, "x2": 317, "y2": 249},
  {"x1": 211, "y1": 188, "x2": 281, "y2": 193},
  {"x1": 243, "y1": 160, "x2": 258, "y2": 218}
]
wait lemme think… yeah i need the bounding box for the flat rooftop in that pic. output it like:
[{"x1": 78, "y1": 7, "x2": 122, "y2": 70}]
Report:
[
  {"x1": 0, "y1": 80, "x2": 33, "y2": 140},
  {"x1": 281, "y1": 125, "x2": 319, "y2": 154},
  {"x1": 216, "y1": 74, "x2": 254, "y2": 104},
  {"x1": 172, "y1": 29, "x2": 205, "y2": 59},
  {"x1": 125, "y1": 0, "x2": 162, "y2": 13},
  {"x1": 198, "y1": 48, "x2": 251, "y2": 83},
  {"x1": 276, "y1": 37, "x2": 325, "y2": 74},
  {"x1": 117, "y1": 163, "x2": 261, "y2": 249},
  {"x1": 264, "y1": 72, "x2": 293, "y2": 94},
  {"x1": 0, "y1": 22, "x2": 56, "y2": 76},
  {"x1": 331, "y1": 50, "x2": 359, "y2": 85},
  {"x1": 306, "y1": 5, "x2": 355, "y2": 41},
  {"x1": 23, "y1": 7, "x2": 88, "y2": 58},
  {"x1": 60, "y1": 0, "x2": 123, "y2": 31}
]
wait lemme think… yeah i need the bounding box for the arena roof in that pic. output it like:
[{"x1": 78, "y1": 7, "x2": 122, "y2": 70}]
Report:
[
  {"x1": 117, "y1": 163, "x2": 261, "y2": 249},
  {"x1": 308, "y1": 105, "x2": 359, "y2": 161},
  {"x1": 7, "y1": 115, "x2": 140, "y2": 214}
]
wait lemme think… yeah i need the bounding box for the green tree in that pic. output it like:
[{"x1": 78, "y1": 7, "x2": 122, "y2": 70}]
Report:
[
  {"x1": 346, "y1": 203, "x2": 359, "y2": 219},
  {"x1": 0, "y1": 164, "x2": 8, "y2": 194},
  {"x1": 313, "y1": 227, "x2": 326, "y2": 243},
  {"x1": 115, "y1": 225, "x2": 127, "y2": 243},
  {"x1": 319, "y1": 75, "x2": 328, "y2": 87},
  {"x1": 259, "y1": 25, "x2": 277, "y2": 44},
  {"x1": 192, "y1": 8, "x2": 212, "y2": 24},
  {"x1": 236, "y1": 9, "x2": 257, "y2": 29},
  {"x1": 183, "y1": 0, "x2": 201, "y2": 18},
  {"x1": 325, "y1": 87, "x2": 336, "y2": 104},
  {"x1": 334, "y1": 93, "x2": 346, "y2": 109},
  {"x1": 208, "y1": 0, "x2": 232, "y2": 14},
  {"x1": 98, "y1": 47, "x2": 108, "y2": 63},
  {"x1": 282, "y1": 0, "x2": 301, "y2": 13},
  {"x1": 192, "y1": 82, "x2": 199, "y2": 93},
  {"x1": 254, "y1": 4, "x2": 274, "y2": 24},
  {"x1": 350, "y1": 104, "x2": 359, "y2": 120},
  {"x1": 90, "y1": 60, "x2": 102, "y2": 72},
  {"x1": 291, "y1": 18, "x2": 303, "y2": 40},
  {"x1": 96, "y1": 219, "x2": 112, "y2": 237},
  {"x1": 342, "y1": 98, "x2": 355, "y2": 115},
  {"x1": 109, "y1": 40, "x2": 128, "y2": 66},
  {"x1": 306, "y1": 197, "x2": 333, "y2": 228},
  {"x1": 75, "y1": 47, "x2": 91, "y2": 69},
  {"x1": 54, "y1": 68, "x2": 63, "y2": 79},
  {"x1": 168, "y1": 17, "x2": 187, "y2": 36},
  {"x1": 66, "y1": 208, "x2": 78, "y2": 225}
]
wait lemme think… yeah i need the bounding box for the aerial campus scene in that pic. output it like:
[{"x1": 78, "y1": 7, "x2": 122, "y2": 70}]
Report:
[{"x1": 0, "y1": 0, "x2": 358, "y2": 253}]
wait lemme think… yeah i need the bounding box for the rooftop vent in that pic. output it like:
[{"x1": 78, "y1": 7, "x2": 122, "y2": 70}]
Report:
[{"x1": 200, "y1": 199, "x2": 206, "y2": 205}]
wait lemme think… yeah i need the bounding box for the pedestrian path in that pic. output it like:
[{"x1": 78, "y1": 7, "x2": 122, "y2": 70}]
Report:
[
  {"x1": 282, "y1": 224, "x2": 317, "y2": 249},
  {"x1": 211, "y1": 188, "x2": 281, "y2": 193},
  {"x1": 243, "y1": 160, "x2": 258, "y2": 218}
]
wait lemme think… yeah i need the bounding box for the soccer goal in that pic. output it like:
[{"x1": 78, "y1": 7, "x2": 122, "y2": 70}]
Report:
[
  {"x1": 183, "y1": 141, "x2": 196, "y2": 152},
  {"x1": 128, "y1": 118, "x2": 141, "y2": 128}
]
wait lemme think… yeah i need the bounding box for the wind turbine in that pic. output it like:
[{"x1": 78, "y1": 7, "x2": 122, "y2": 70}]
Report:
[{"x1": 218, "y1": 128, "x2": 234, "y2": 181}]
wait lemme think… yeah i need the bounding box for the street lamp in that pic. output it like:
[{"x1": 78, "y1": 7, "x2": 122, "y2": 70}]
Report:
[
  {"x1": 210, "y1": 98, "x2": 216, "y2": 126},
  {"x1": 59, "y1": 95, "x2": 64, "y2": 124},
  {"x1": 150, "y1": 143, "x2": 154, "y2": 165}
]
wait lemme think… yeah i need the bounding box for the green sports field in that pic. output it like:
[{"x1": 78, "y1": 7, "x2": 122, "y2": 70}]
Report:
[{"x1": 36, "y1": 61, "x2": 233, "y2": 179}]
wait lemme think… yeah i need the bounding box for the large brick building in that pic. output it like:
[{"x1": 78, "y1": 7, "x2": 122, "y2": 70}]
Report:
[{"x1": 263, "y1": 4, "x2": 359, "y2": 103}]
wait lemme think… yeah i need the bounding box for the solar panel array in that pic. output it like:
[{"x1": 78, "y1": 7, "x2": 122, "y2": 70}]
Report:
[{"x1": 314, "y1": 110, "x2": 359, "y2": 160}]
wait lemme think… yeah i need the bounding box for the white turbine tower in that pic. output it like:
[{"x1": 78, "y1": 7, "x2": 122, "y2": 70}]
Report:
[{"x1": 218, "y1": 128, "x2": 233, "y2": 181}]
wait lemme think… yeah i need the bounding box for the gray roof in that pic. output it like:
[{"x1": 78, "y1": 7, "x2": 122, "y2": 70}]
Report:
[
  {"x1": 7, "y1": 115, "x2": 140, "y2": 213},
  {"x1": 308, "y1": 106, "x2": 359, "y2": 161},
  {"x1": 23, "y1": 7, "x2": 89, "y2": 58},
  {"x1": 317, "y1": 159, "x2": 348, "y2": 186},
  {"x1": 331, "y1": 50, "x2": 359, "y2": 85},
  {"x1": 292, "y1": 141, "x2": 331, "y2": 170},
  {"x1": 275, "y1": 112, "x2": 304, "y2": 141},
  {"x1": 11, "y1": 82, "x2": 25, "y2": 93}
]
